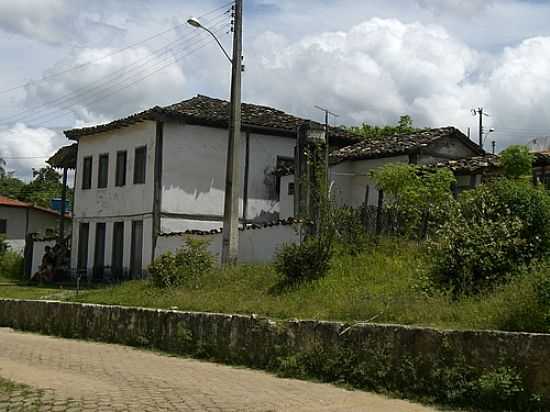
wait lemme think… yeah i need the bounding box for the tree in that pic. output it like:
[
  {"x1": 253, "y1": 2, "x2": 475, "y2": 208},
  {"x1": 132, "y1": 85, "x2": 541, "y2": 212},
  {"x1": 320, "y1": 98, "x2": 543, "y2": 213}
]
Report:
[
  {"x1": 348, "y1": 115, "x2": 421, "y2": 140},
  {"x1": 500, "y1": 145, "x2": 533, "y2": 180},
  {"x1": 0, "y1": 158, "x2": 5, "y2": 177}
]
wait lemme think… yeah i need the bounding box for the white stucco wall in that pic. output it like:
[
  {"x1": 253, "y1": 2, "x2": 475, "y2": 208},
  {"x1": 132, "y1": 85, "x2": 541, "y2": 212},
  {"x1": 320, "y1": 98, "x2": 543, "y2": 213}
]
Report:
[
  {"x1": 71, "y1": 121, "x2": 157, "y2": 275},
  {"x1": 0, "y1": 205, "x2": 68, "y2": 246},
  {"x1": 330, "y1": 155, "x2": 410, "y2": 208},
  {"x1": 155, "y1": 224, "x2": 300, "y2": 265},
  {"x1": 31, "y1": 239, "x2": 56, "y2": 276},
  {"x1": 279, "y1": 175, "x2": 294, "y2": 220},
  {"x1": 161, "y1": 123, "x2": 295, "y2": 224},
  {"x1": 0, "y1": 206, "x2": 27, "y2": 240}
]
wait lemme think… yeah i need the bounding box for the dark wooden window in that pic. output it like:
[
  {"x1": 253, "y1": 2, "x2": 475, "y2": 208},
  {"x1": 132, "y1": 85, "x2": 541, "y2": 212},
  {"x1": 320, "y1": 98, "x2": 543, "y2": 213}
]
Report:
[
  {"x1": 0, "y1": 219, "x2": 6, "y2": 234},
  {"x1": 115, "y1": 151, "x2": 127, "y2": 187},
  {"x1": 98, "y1": 154, "x2": 109, "y2": 188},
  {"x1": 130, "y1": 220, "x2": 143, "y2": 278},
  {"x1": 133, "y1": 146, "x2": 147, "y2": 184},
  {"x1": 112, "y1": 222, "x2": 124, "y2": 279},
  {"x1": 77, "y1": 222, "x2": 90, "y2": 272},
  {"x1": 93, "y1": 222, "x2": 106, "y2": 280},
  {"x1": 288, "y1": 182, "x2": 295, "y2": 196},
  {"x1": 82, "y1": 156, "x2": 92, "y2": 190}
]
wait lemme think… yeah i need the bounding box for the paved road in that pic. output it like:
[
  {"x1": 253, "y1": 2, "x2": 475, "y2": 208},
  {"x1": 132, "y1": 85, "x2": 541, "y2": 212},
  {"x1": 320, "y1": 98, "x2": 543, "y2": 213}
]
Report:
[{"x1": 0, "y1": 328, "x2": 442, "y2": 411}]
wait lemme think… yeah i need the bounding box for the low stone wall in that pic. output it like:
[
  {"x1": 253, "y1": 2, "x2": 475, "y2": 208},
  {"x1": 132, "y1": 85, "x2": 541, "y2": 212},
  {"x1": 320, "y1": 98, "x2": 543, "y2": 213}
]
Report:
[{"x1": 1, "y1": 299, "x2": 549, "y2": 404}]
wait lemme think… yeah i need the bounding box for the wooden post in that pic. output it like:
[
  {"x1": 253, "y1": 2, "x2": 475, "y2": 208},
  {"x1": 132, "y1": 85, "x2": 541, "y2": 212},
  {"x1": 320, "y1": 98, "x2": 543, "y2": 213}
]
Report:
[
  {"x1": 363, "y1": 185, "x2": 370, "y2": 232},
  {"x1": 375, "y1": 189, "x2": 384, "y2": 236}
]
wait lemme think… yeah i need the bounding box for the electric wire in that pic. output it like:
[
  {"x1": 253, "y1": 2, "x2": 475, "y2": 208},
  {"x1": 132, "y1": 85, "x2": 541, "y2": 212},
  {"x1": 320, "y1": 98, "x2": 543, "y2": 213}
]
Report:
[
  {"x1": 2, "y1": 14, "x2": 231, "y2": 124},
  {"x1": 9, "y1": 25, "x2": 231, "y2": 128},
  {"x1": 0, "y1": 1, "x2": 234, "y2": 95}
]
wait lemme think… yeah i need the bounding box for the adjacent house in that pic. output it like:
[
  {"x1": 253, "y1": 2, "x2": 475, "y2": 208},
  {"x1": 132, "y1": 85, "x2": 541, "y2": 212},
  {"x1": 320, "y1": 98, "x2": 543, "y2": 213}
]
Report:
[
  {"x1": 65, "y1": 94, "x2": 358, "y2": 279},
  {"x1": 0, "y1": 195, "x2": 71, "y2": 253}
]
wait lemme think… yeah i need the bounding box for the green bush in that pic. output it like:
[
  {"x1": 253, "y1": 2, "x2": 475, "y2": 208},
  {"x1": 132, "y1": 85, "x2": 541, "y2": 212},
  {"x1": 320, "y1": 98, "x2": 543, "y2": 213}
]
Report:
[
  {"x1": 0, "y1": 251, "x2": 24, "y2": 281},
  {"x1": 430, "y1": 179, "x2": 550, "y2": 294},
  {"x1": 333, "y1": 206, "x2": 369, "y2": 255},
  {"x1": 274, "y1": 237, "x2": 332, "y2": 284},
  {"x1": 149, "y1": 238, "x2": 214, "y2": 288}
]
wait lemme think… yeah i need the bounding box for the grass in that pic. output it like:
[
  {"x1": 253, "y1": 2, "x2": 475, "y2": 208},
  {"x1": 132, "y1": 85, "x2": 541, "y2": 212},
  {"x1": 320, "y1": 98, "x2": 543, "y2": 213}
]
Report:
[
  {"x1": 67, "y1": 239, "x2": 550, "y2": 333},
  {"x1": 2, "y1": 238, "x2": 549, "y2": 332}
]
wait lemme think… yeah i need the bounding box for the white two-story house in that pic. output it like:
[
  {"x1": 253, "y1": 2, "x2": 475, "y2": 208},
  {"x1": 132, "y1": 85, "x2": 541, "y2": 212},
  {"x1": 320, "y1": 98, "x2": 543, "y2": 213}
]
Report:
[{"x1": 66, "y1": 94, "x2": 358, "y2": 279}]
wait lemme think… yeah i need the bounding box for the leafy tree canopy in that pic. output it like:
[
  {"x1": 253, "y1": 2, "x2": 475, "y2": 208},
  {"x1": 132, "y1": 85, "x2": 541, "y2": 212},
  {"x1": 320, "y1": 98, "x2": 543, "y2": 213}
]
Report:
[
  {"x1": 500, "y1": 145, "x2": 533, "y2": 179},
  {"x1": 347, "y1": 115, "x2": 421, "y2": 139},
  {"x1": 0, "y1": 166, "x2": 72, "y2": 208}
]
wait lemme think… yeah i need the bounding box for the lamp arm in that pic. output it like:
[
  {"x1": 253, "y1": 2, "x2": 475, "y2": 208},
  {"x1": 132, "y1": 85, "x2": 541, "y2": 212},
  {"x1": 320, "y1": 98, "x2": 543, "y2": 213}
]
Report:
[{"x1": 201, "y1": 26, "x2": 233, "y2": 64}]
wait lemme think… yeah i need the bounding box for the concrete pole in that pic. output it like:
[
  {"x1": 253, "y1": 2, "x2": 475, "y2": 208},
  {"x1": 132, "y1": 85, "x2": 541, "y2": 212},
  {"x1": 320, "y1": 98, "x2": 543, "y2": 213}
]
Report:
[{"x1": 221, "y1": 0, "x2": 243, "y2": 265}]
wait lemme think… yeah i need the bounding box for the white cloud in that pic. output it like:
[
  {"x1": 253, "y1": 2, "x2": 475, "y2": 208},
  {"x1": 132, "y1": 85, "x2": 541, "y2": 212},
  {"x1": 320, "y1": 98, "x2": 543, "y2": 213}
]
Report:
[
  {"x1": 0, "y1": 124, "x2": 65, "y2": 180},
  {"x1": 415, "y1": 0, "x2": 494, "y2": 16},
  {"x1": 246, "y1": 18, "x2": 479, "y2": 127},
  {"x1": 23, "y1": 46, "x2": 187, "y2": 124}
]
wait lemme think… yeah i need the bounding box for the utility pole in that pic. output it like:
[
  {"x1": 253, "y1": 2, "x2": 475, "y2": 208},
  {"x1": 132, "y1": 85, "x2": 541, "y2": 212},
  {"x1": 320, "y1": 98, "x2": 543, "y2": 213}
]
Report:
[
  {"x1": 314, "y1": 106, "x2": 339, "y2": 187},
  {"x1": 221, "y1": 0, "x2": 243, "y2": 265},
  {"x1": 472, "y1": 107, "x2": 488, "y2": 151}
]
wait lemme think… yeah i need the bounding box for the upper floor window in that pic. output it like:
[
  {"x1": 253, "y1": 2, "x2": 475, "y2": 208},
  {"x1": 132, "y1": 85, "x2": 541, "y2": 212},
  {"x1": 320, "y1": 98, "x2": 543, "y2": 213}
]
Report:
[
  {"x1": 82, "y1": 156, "x2": 92, "y2": 190},
  {"x1": 134, "y1": 146, "x2": 147, "y2": 184},
  {"x1": 98, "y1": 154, "x2": 109, "y2": 189},
  {"x1": 115, "y1": 150, "x2": 127, "y2": 187}
]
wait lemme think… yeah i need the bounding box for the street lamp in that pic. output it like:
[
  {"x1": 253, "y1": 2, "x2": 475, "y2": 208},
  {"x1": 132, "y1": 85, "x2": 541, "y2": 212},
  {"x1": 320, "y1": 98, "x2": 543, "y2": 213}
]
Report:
[
  {"x1": 187, "y1": 18, "x2": 233, "y2": 64},
  {"x1": 188, "y1": 0, "x2": 243, "y2": 265}
]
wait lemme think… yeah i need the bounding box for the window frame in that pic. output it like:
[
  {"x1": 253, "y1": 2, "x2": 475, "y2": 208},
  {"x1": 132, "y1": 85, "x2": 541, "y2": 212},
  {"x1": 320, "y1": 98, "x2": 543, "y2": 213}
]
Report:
[
  {"x1": 97, "y1": 153, "x2": 109, "y2": 189},
  {"x1": 115, "y1": 150, "x2": 127, "y2": 187},
  {"x1": 133, "y1": 146, "x2": 147, "y2": 185},
  {"x1": 82, "y1": 156, "x2": 93, "y2": 190}
]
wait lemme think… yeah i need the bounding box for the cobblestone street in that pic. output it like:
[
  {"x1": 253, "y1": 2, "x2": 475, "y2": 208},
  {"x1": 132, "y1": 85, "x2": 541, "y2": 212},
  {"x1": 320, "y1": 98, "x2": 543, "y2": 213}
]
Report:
[{"x1": 0, "y1": 328, "x2": 442, "y2": 411}]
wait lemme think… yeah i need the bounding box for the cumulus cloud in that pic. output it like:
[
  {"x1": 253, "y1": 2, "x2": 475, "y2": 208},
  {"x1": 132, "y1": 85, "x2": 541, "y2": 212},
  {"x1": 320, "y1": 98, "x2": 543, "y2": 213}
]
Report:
[
  {"x1": 0, "y1": 124, "x2": 65, "y2": 180},
  {"x1": 23, "y1": 46, "x2": 187, "y2": 124},
  {"x1": 246, "y1": 18, "x2": 480, "y2": 127}
]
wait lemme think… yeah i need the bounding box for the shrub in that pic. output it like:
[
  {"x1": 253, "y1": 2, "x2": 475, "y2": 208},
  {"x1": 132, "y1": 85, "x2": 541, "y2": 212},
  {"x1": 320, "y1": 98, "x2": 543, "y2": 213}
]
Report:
[
  {"x1": 0, "y1": 251, "x2": 24, "y2": 281},
  {"x1": 149, "y1": 238, "x2": 214, "y2": 288},
  {"x1": 430, "y1": 179, "x2": 550, "y2": 294},
  {"x1": 333, "y1": 206, "x2": 369, "y2": 255},
  {"x1": 274, "y1": 237, "x2": 332, "y2": 284},
  {"x1": 500, "y1": 145, "x2": 533, "y2": 179}
]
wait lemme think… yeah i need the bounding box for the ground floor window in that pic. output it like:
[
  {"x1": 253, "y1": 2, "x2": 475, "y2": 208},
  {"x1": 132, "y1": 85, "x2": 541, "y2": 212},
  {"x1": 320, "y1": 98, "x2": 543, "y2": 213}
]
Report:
[
  {"x1": 77, "y1": 222, "x2": 89, "y2": 273},
  {"x1": 0, "y1": 219, "x2": 6, "y2": 234},
  {"x1": 93, "y1": 222, "x2": 106, "y2": 280},
  {"x1": 130, "y1": 220, "x2": 143, "y2": 278},
  {"x1": 112, "y1": 222, "x2": 124, "y2": 279}
]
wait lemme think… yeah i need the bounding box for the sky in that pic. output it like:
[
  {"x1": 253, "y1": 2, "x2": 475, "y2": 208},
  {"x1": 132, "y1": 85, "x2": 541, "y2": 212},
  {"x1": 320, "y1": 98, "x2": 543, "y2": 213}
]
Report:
[{"x1": 2, "y1": 0, "x2": 550, "y2": 179}]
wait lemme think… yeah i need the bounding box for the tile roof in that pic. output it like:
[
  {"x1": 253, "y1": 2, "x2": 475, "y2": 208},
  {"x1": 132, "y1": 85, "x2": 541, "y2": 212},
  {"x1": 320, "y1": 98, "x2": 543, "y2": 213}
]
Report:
[
  {"x1": 330, "y1": 127, "x2": 483, "y2": 163},
  {"x1": 64, "y1": 95, "x2": 361, "y2": 146},
  {"x1": 47, "y1": 143, "x2": 78, "y2": 170},
  {"x1": 0, "y1": 195, "x2": 71, "y2": 218},
  {"x1": 424, "y1": 154, "x2": 502, "y2": 174}
]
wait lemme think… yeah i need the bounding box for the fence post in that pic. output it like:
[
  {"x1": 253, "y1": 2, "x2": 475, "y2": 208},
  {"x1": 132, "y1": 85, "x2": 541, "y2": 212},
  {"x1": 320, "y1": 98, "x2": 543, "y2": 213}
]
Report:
[
  {"x1": 23, "y1": 233, "x2": 34, "y2": 279},
  {"x1": 363, "y1": 185, "x2": 370, "y2": 232},
  {"x1": 375, "y1": 189, "x2": 384, "y2": 236}
]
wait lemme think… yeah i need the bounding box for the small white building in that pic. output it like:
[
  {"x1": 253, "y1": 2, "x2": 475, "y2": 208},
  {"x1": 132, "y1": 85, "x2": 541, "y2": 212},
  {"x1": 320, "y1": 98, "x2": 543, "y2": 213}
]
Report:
[
  {"x1": 277, "y1": 127, "x2": 489, "y2": 217},
  {"x1": 65, "y1": 95, "x2": 358, "y2": 279},
  {"x1": 0, "y1": 195, "x2": 70, "y2": 253}
]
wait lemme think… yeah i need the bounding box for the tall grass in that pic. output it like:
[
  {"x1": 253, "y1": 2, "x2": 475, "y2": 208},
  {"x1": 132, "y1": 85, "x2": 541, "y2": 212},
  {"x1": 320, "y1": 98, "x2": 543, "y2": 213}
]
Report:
[{"x1": 69, "y1": 238, "x2": 550, "y2": 333}]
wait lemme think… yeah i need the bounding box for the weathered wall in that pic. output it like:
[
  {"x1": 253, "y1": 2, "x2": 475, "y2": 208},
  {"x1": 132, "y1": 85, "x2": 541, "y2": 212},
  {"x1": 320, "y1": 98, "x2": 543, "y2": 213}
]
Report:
[
  {"x1": 71, "y1": 121, "x2": 157, "y2": 274},
  {"x1": 0, "y1": 206, "x2": 27, "y2": 240},
  {"x1": 155, "y1": 224, "x2": 300, "y2": 264},
  {"x1": 1, "y1": 299, "x2": 549, "y2": 402},
  {"x1": 161, "y1": 123, "x2": 295, "y2": 223}
]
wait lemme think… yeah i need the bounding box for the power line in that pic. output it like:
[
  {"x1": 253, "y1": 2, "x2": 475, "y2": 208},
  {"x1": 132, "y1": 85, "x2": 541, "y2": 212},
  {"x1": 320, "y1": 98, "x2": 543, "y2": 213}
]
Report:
[
  {"x1": 0, "y1": 1, "x2": 234, "y2": 95},
  {"x1": 5, "y1": 26, "x2": 231, "y2": 129},
  {"x1": 2, "y1": 15, "x2": 231, "y2": 125}
]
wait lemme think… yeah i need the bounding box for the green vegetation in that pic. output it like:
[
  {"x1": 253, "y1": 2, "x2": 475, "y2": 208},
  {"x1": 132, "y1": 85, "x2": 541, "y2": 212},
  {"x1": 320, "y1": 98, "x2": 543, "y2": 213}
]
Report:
[
  {"x1": 150, "y1": 238, "x2": 214, "y2": 288},
  {"x1": 347, "y1": 115, "x2": 421, "y2": 139},
  {"x1": 500, "y1": 145, "x2": 534, "y2": 179},
  {"x1": 54, "y1": 239, "x2": 548, "y2": 333},
  {"x1": 0, "y1": 165, "x2": 72, "y2": 208}
]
